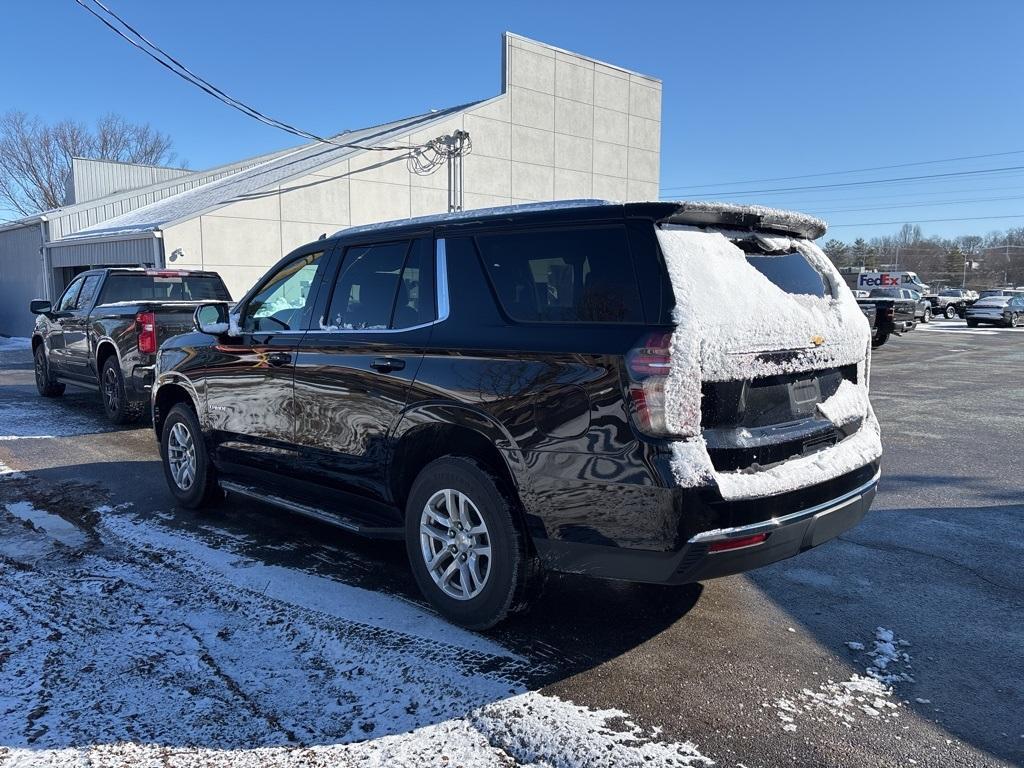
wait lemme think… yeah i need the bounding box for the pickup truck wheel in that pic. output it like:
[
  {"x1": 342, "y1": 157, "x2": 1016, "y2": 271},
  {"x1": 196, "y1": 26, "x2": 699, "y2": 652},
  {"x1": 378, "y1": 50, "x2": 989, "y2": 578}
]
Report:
[
  {"x1": 872, "y1": 330, "x2": 890, "y2": 348},
  {"x1": 160, "y1": 403, "x2": 222, "y2": 508},
  {"x1": 921, "y1": 307, "x2": 931, "y2": 323},
  {"x1": 405, "y1": 457, "x2": 541, "y2": 629},
  {"x1": 34, "y1": 345, "x2": 65, "y2": 397},
  {"x1": 101, "y1": 357, "x2": 143, "y2": 424},
  {"x1": 944, "y1": 305, "x2": 958, "y2": 319}
]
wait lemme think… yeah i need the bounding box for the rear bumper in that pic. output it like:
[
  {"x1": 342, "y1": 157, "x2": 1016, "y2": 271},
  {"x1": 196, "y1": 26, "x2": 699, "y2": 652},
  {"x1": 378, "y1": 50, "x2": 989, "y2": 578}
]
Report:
[
  {"x1": 534, "y1": 469, "x2": 878, "y2": 585},
  {"x1": 128, "y1": 363, "x2": 155, "y2": 398}
]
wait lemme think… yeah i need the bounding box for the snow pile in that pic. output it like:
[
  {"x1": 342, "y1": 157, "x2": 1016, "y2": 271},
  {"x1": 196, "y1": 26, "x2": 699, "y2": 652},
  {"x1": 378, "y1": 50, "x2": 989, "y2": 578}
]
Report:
[
  {"x1": 0, "y1": 501, "x2": 712, "y2": 767},
  {"x1": 657, "y1": 226, "x2": 880, "y2": 499},
  {"x1": 768, "y1": 627, "x2": 913, "y2": 732},
  {"x1": 0, "y1": 335, "x2": 31, "y2": 352}
]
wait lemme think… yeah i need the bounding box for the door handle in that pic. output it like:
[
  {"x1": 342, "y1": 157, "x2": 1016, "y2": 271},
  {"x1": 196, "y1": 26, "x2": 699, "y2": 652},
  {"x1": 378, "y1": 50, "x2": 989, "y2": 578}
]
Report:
[
  {"x1": 267, "y1": 351, "x2": 292, "y2": 367},
  {"x1": 370, "y1": 357, "x2": 405, "y2": 373}
]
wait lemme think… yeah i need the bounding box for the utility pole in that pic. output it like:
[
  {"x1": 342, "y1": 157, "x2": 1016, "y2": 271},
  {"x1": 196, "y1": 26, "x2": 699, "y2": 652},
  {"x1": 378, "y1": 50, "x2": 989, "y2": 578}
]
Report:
[{"x1": 442, "y1": 130, "x2": 470, "y2": 212}]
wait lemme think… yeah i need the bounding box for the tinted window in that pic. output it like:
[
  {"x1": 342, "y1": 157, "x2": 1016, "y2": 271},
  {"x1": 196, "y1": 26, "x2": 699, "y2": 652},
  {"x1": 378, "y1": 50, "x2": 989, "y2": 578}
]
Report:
[
  {"x1": 324, "y1": 241, "x2": 423, "y2": 330},
  {"x1": 869, "y1": 288, "x2": 900, "y2": 298},
  {"x1": 75, "y1": 274, "x2": 103, "y2": 310},
  {"x1": 476, "y1": 227, "x2": 642, "y2": 323},
  {"x1": 391, "y1": 239, "x2": 435, "y2": 329},
  {"x1": 745, "y1": 252, "x2": 827, "y2": 297},
  {"x1": 56, "y1": 278, "x2": 84, "y2": 312},
  {"x1": 98, "y1": 274, "x2": 231, "y2": 304},
  {"x1": 244, "y1": 251, "x2": 323, "y2": 332}
]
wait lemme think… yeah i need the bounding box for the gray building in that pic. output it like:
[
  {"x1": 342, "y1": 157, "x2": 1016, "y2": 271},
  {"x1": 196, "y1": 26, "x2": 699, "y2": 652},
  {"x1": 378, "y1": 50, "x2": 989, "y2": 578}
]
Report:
[{"x1": 0, "y1": 33, "x2": 661, "y2": 336}]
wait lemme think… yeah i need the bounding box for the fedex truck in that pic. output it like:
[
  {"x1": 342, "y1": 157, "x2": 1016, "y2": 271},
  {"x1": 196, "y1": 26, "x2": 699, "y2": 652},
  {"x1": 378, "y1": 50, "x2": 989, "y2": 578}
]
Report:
[{"x1": 854, "y1": 271, "x2": 929, "y2": 294}]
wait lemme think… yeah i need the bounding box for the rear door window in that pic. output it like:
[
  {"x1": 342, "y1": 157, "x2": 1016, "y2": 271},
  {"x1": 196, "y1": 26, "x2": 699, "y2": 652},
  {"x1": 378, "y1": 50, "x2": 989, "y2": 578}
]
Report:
[
  {"x1": 74, "y1": 274, "x2": 103, "y2": 310},
  {"x1": 476, "y1": 226, "x2": 643, "y2": 323},
  {"x1": 323, "y1": 239, "x2": 434, "y2": 331}
]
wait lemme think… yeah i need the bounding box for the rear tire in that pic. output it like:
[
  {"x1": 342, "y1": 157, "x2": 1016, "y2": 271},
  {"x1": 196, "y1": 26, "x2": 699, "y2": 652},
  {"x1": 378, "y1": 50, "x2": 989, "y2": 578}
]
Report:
[
  {"x1": 34, "y1": 345, "x2": 65, "y2": 397},
  {"x1": 101, "y1": 357, "x2": 144, "y2": 424},
  {"x1": 160, "y1": 403, "x2": 222, "y2": 508},
  {"x1": 921, "y1": 307, "x2": 931, "y2": 323},
  {"x1": 872, "y1": 330, "x2": 889, "y2": 348},
  {"x1": 966, "y1": 319, "x2": 979, "y2": 327},
  {"x1": 944, "y1": 305, "x2": 958, "y2": 319},
  {"x1": 405, "y1": 456, "x2": 541, "y2": 629}
]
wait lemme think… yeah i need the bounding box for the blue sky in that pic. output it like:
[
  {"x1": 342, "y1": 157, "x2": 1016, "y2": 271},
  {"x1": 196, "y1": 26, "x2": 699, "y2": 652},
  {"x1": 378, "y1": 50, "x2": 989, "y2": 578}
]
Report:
[{"x1": 4, "y1": 0, "x2": 1024, "y2": 242}]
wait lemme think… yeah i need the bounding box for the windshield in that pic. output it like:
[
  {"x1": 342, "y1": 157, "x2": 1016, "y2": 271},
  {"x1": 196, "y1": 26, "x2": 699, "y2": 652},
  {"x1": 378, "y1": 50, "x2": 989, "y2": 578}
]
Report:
[
  {"x1": 979, "y1": 290, "x2": 1005, "y2": 298},
  {"x1": 98, "y1": 274, "x2": 231, "y2": 304}
]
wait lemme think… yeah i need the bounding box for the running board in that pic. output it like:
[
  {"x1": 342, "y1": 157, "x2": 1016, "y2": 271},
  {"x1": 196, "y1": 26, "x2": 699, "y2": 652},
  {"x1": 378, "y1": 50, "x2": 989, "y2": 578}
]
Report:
[{"x1": 219, "y1": 480, "x2": 403, "y2": 539}]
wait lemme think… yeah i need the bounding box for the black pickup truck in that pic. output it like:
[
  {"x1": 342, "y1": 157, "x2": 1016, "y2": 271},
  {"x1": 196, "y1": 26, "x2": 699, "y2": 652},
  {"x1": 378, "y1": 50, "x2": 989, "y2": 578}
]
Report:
[
  {"x1": 30, "y1": 268, "x2": 231, "y2": 423},
  {"x1": 857, "y1": 287, "x2": 917, "y2": 347}
]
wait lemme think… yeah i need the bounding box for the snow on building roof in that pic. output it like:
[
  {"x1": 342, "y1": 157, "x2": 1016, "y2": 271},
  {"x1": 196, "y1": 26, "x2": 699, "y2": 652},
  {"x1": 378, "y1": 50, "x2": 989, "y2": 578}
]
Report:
[{"x1": 61, "y1": 103, "x2": 479, "y2": 241}]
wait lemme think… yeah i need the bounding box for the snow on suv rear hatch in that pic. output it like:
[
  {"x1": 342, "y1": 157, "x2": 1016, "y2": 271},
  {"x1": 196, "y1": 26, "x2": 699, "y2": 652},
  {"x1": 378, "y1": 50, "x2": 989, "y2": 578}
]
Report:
[{"x1": 656, "y1": 225, "x2": 881, "y2": 500}]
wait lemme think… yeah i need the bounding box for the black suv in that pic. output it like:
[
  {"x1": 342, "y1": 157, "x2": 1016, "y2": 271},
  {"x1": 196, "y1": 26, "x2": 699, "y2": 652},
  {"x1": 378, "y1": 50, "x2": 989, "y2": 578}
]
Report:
[{"x1": 153, "y1": 201, "x2": 881, "y2": 628}]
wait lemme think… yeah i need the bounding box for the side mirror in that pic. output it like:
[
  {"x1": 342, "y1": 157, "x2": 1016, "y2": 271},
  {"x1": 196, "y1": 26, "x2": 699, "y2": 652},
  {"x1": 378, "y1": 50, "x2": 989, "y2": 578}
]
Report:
[
  {"x1": 30, "y1": 299, "x2": 52, "y2": 315},
  {"x1": 193, "y1": 303, "x2": 234, "y2": 336}
]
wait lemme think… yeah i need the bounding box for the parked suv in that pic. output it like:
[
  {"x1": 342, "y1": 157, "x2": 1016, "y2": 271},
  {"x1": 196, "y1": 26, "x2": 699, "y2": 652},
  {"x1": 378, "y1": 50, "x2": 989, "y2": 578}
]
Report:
[{"x1": 152, "y1": 201, "x2": 881, "y2": 628}]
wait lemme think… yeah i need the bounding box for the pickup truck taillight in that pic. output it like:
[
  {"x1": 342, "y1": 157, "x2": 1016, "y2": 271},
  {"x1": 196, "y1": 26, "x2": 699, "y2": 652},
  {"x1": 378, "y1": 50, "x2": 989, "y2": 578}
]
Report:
[
  {"x1": 626, "y1": 331, "x2": 689, "y2": 438},
  {"x1": 136, "y1": 311, "x2": 157, "y2": 354}
]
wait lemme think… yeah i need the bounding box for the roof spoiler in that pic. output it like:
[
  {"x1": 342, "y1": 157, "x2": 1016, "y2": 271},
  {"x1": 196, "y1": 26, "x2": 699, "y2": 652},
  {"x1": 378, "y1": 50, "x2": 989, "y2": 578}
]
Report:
[{"x1": 660, "y1": 201, "x2": 827, "y2": 240}]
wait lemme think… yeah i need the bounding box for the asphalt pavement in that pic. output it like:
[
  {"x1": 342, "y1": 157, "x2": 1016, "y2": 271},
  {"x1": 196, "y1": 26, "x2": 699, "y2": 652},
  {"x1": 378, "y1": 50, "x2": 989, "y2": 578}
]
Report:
[{"x1": 1, "y1": 319, "x2": 1021, "y2": 767}]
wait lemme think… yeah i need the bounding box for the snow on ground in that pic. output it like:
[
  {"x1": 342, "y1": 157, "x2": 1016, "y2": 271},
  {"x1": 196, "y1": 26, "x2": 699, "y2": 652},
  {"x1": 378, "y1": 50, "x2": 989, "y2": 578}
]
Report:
[
  {"x1": 767, "y1": 627, "x2": 914, "y2": 732},
  {"x1": 0, "y1": 337, "x2": 31, "y2": 353},
  {"x1": 0, "y1": 396, "x2": 113, "y2": 440},
  {"x1": 0, "y1": 496, "x2": 712, "y2": 767}
]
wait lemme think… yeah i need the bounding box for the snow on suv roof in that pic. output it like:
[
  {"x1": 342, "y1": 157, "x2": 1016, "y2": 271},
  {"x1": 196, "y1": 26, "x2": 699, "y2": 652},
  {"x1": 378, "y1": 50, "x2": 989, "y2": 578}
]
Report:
[{"x1": 332, "y1": 200, "x2": 828, "y2": 240}]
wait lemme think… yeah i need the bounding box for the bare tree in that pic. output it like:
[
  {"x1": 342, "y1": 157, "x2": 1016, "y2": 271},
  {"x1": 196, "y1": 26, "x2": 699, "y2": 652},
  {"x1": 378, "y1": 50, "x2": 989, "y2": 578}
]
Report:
[{"x1": 0, "y1": 111, "x2": 179, "y2": 217}]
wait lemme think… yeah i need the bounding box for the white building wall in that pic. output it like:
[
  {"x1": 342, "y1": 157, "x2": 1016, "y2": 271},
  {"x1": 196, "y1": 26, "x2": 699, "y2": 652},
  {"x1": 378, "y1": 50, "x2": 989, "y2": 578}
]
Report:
[{"x1": 162, "y1": 33, "x2": 662, "y2": 301}]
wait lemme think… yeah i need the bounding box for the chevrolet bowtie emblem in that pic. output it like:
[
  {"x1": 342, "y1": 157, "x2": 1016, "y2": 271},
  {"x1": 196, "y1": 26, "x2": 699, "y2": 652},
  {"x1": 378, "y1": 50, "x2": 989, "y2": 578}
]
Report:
[{"x1": 811, "y1": 335, "x2": 825, "y2": 347}]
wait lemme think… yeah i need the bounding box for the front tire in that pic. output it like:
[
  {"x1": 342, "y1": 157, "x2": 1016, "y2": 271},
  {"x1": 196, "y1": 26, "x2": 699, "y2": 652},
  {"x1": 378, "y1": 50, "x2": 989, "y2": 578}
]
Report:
[
  {"x1": 101, "y1": 357, "x2": 143, "y2": 424},
  {"x1": 160, "y1": 403, "x2": 222, "y2": 508},
  {"x1": 921, "y1": 307, "x2": 931, "y2": 323},
  {"x1": 405, "y1": 456, "x2": 540, "y2": 629},
  {"x1": 34, "y1": 345, "x2": 65, "y2": 397},
  {"x1": 944, "y1": 305, "x2": 958, "y2": 319}
]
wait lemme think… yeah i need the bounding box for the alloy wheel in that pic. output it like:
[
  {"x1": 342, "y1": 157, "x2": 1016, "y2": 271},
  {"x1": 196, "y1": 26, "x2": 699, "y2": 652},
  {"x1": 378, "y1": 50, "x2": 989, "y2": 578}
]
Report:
[
  {"x1": 34, "y1": 350, "x2": 46, "y2": 389},
  {"x1": 419, "y1": 488, "x2": 492, "y2": 600},
  {"x1": 167, "y1": 422, "x2": 197, "y2": 491},
  {"x1": 103, "y1": 366, "x2": 119, "y2": 414}
]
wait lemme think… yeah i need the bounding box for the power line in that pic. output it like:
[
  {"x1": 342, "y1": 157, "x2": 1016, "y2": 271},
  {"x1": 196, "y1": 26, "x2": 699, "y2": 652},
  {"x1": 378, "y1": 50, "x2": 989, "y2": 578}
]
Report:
[
  {"x1": 829, "y1": 213, "x2": 1024, "y2": 228},
  {"x1": 808, "y1": 193, "x2": 1024, "y2": 215},
  {"x1": 72, "y1": 0, "x2": 412, "y2": 152},
  {"x1": 658, "y1": 164, "x2": 1024, "y2": 199},
  {"x1": 658, "y1": 148, "x2": 1024, "y2": 192}
]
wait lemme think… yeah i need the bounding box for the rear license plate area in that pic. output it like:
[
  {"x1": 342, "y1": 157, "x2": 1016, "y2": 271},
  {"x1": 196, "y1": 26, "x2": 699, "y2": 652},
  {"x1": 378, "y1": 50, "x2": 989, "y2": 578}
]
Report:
[{"x1": 788, "y1": 377, "x2": 822, "y2": 418}]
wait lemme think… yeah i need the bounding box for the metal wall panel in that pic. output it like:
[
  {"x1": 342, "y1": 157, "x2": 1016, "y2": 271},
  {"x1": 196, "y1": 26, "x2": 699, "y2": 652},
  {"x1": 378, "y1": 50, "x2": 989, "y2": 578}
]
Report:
[
  {"x1": 68, "y1": 158, "x2": 191, "y2": 205},
  {"x1": 0, "y1": 223, "x2": 46, "y2": 337},
  {"x1": 47, "y1": 237, "x2": 157, "y2": 268}
]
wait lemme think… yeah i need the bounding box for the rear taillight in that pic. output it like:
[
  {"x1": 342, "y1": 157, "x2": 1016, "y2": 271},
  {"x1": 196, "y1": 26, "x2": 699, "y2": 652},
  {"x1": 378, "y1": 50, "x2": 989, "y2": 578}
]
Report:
[
  {"x1": 136, "y1": 311, "x2": 157, "y2": 354},
  {"x1": 626, "y1": 332, "x2": 692, "y2": 438},
  {"x1": 883, "y1": 306, "x2": 895, "y2": 320}
]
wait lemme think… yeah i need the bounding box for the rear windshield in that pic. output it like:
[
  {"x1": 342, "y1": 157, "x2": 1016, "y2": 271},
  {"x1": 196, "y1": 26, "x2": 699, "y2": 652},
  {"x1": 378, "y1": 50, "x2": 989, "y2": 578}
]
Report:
[
  {"x1": 869, "y1": 288, "x2": 900, "y2": 298},
  {"x1": 939, "y1": 290, "x2": 961, "y2": 297},
  {"x1": 476, "y1": 226, "x2": 643, "y2": 323},
  {"x1": 98, "y1": 274, "x2": 230, "y2": 304},
  {"x1": 744, "y1": 251, "x2": 827, "y2": 297}
]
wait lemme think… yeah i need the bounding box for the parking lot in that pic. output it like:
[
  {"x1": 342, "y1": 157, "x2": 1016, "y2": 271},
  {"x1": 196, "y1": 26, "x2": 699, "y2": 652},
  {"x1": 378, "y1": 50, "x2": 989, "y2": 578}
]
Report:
[{"x1": 1, "y1": 321, "x2": 1022, "y2": 767}]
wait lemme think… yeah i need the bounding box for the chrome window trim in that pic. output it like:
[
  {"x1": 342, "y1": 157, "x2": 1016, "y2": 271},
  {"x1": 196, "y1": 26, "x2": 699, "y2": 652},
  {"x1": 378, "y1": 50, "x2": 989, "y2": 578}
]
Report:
[{"x1": 688, "y1": 469, "x2": 881, "y2": 544}]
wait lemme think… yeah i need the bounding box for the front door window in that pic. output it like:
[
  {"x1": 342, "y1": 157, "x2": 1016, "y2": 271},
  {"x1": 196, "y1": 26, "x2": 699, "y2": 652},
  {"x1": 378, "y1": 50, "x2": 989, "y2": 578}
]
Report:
[{"x1": 242, "y1": 251, "x2": 324, "y2": 332}]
